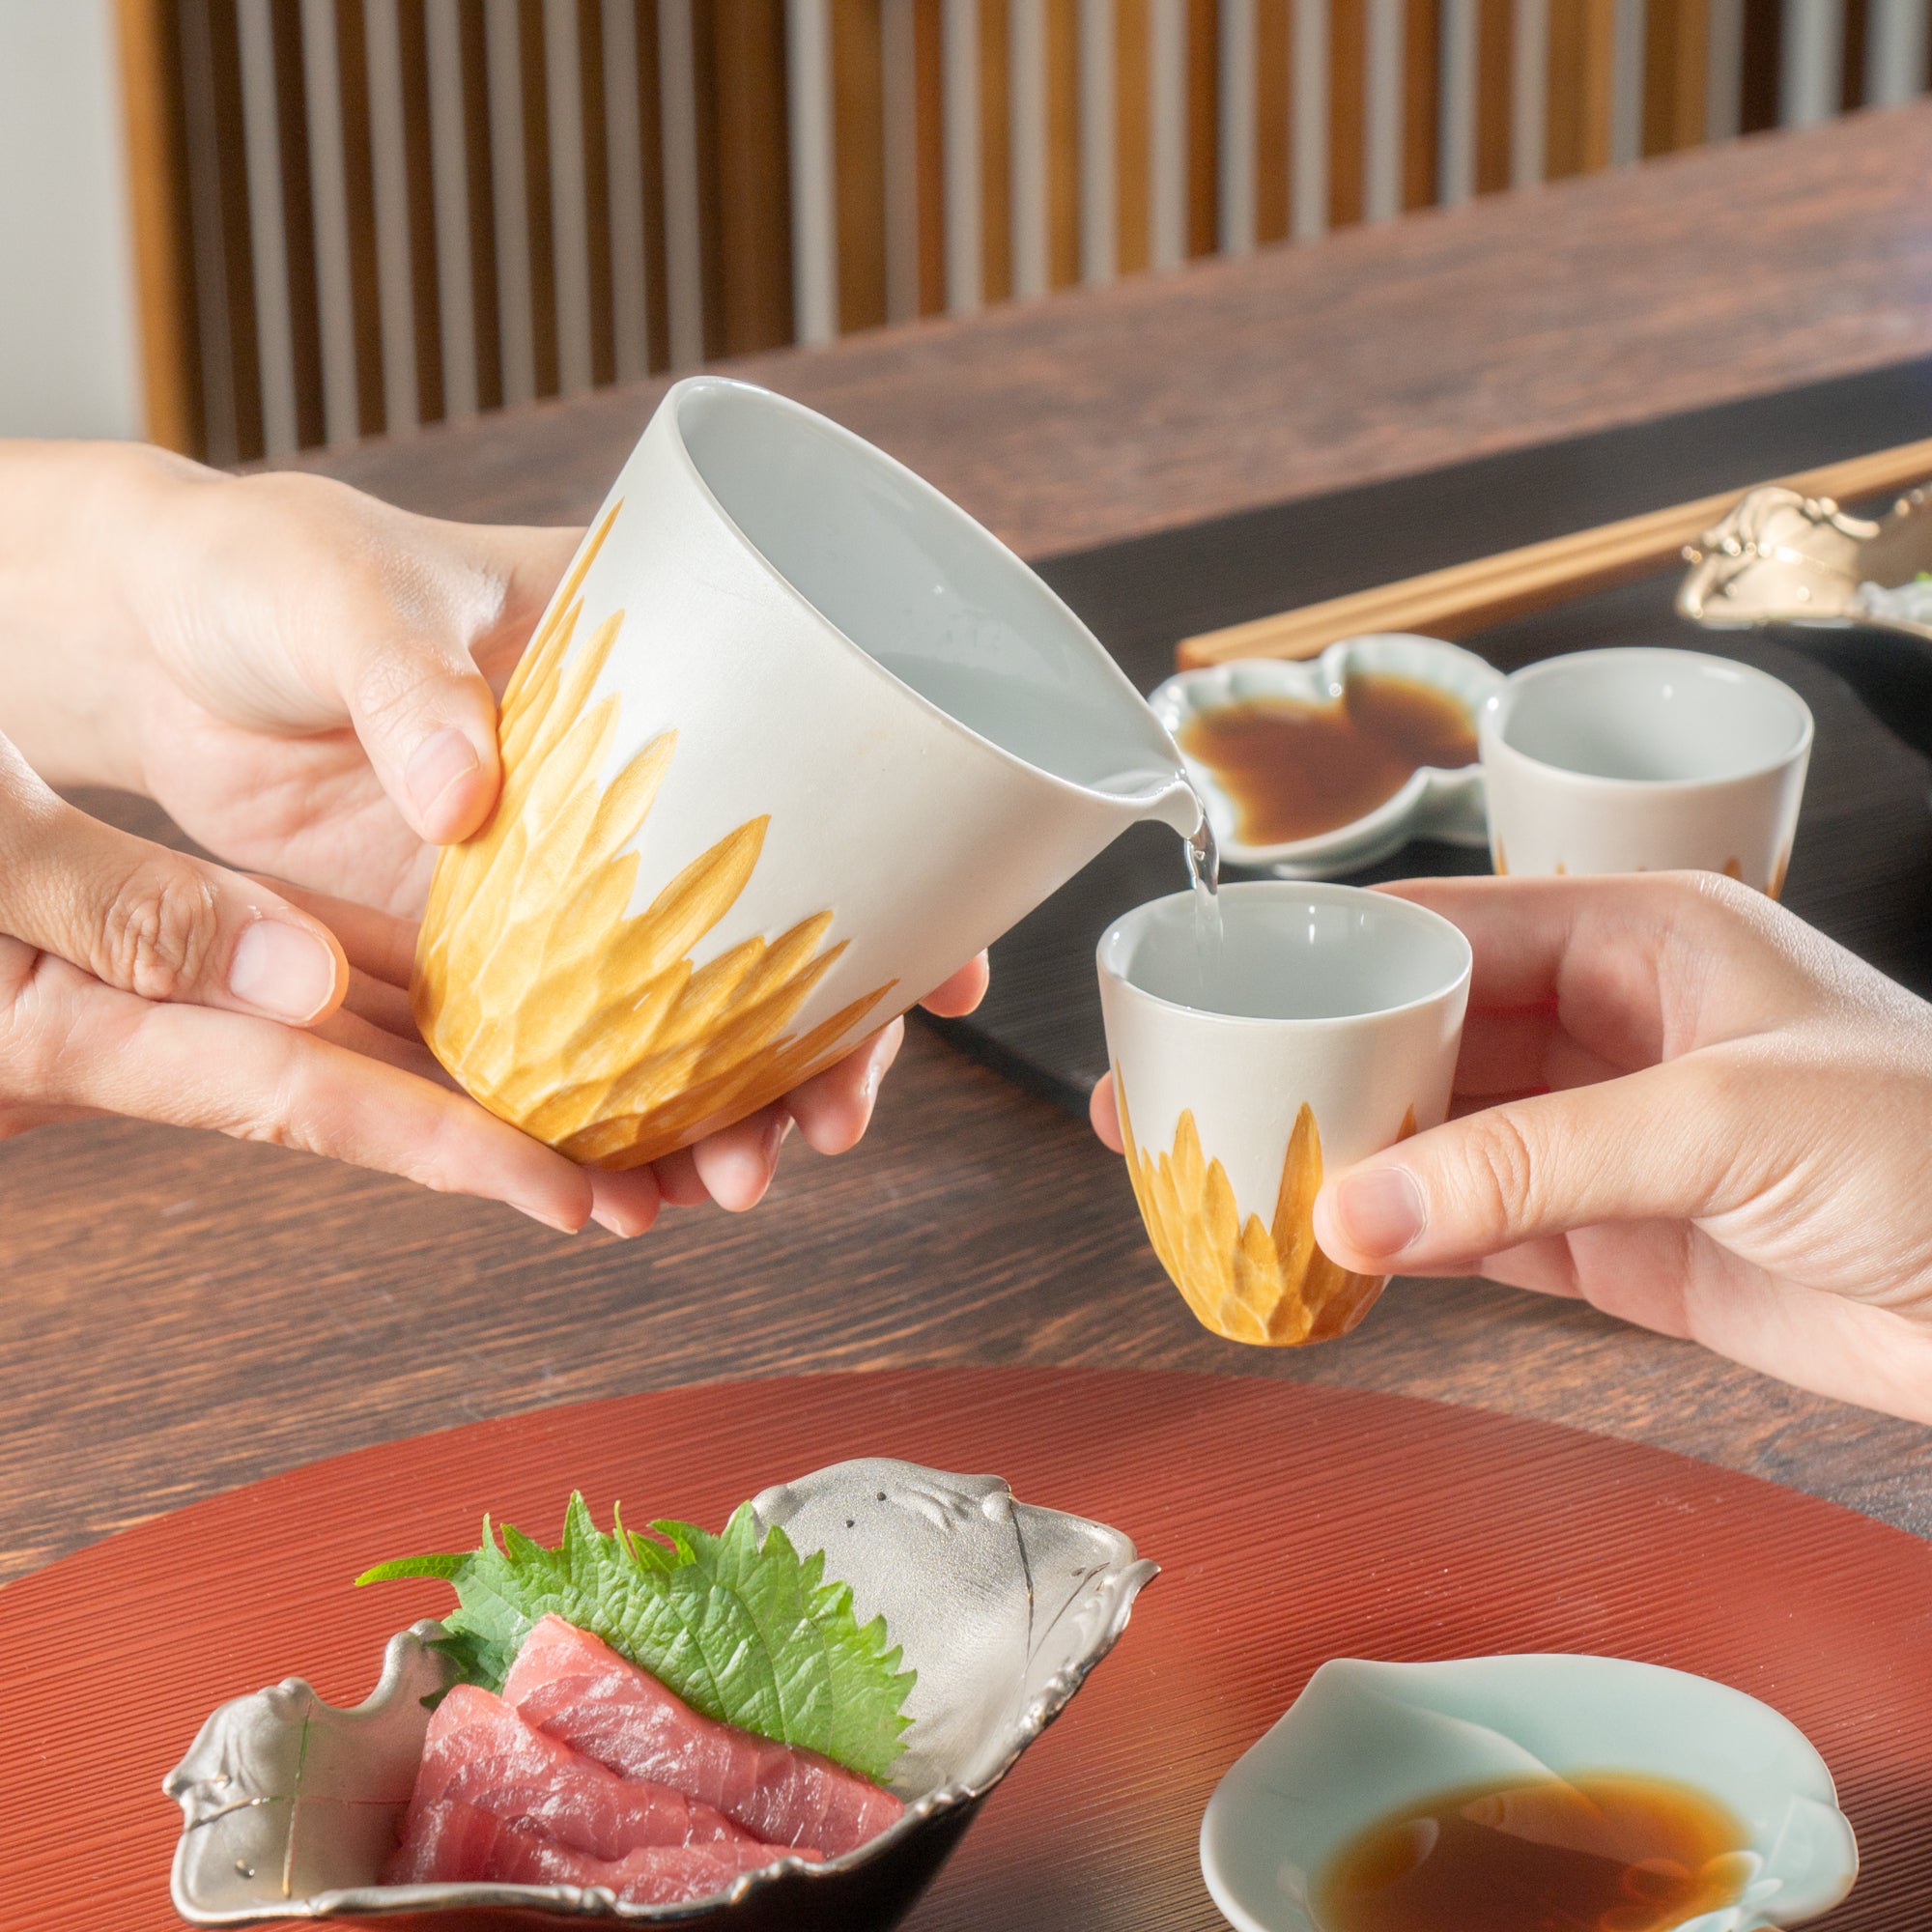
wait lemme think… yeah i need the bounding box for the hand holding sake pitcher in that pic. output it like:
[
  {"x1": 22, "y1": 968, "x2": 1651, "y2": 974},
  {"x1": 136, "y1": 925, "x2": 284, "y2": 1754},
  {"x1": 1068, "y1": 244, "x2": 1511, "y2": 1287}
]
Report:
[{"x1": 413, "y1": 377, "x2": 1197, "y2": 1171}]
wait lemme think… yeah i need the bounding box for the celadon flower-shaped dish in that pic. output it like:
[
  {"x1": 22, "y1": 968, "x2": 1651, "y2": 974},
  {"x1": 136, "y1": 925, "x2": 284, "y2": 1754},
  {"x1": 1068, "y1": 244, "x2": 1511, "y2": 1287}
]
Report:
[
  {"x1": 164, "y1": 1458, "x2": 1156, "y2": 1928},
  {"x1": 1200, "y1": 1654, "x2": 1858, "y2": 1932},
  {"x1": 1149, "y1": 636, "x2": 1502, "y2": 878}
]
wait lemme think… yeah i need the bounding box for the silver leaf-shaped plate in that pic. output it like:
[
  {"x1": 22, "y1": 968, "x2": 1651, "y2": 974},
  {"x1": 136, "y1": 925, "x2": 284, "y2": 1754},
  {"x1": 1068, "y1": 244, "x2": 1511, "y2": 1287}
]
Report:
[{"x1": 164, "y1": 1458, "x2": 1157, "y2": 1927}]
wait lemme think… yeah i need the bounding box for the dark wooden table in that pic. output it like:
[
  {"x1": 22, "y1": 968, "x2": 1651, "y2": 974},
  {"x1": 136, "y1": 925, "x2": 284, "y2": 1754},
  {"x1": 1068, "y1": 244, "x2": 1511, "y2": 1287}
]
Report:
[{"x1": 10, "y1": 102, "x2": 1932, "y2": 1598}]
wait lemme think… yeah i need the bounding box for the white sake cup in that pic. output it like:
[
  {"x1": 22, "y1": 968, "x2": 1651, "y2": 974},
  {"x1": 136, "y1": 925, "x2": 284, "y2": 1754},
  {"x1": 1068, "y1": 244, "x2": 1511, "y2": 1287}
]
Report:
[
  {"x1": 1096, "y1": 883, "x2": 1470, "y2": 1348},
  {"x1": 1480, "y1": 647, "x2": 1812, "y2": 895},
  {"x1": 414, "y1": 375, "x2": 1198, "y2": 1170}
]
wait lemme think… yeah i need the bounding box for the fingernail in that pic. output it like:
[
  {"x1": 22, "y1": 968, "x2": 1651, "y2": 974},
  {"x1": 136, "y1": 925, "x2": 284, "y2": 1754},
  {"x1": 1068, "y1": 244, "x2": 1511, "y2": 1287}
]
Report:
[
  {"x1": 518, "y1": 1203, "x2": 581, "y2": 1235},
  {"x1": 1332, "y1": 1165, "x2": 1427, "y2": 1258},
  {"x1": 229, "y1": 920, "x2": 338, "y2": 1024},
  {"x1": 711, "y1": 1150, "x2": 767, "y2": 1208},
  {"x1": 713, "y1": 1118, "x2": 787, "y2": 1209},
  {"x1": 864, "y1": 1020, "x2": 906, "y2": 1100},
  {"x1": 406, "y1": 727, "x2": 480, "y2": 828},
  {"x1": 588, "y1": 1172, "x2": 665, "y2": 1238}
]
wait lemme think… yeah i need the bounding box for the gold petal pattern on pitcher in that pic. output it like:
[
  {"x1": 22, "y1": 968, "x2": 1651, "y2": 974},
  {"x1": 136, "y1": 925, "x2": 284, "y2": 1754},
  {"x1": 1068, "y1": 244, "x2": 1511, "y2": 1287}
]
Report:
[
  {"x1": 1116, "y1": 1080, "x2": 1413, "y2": 1347},
  {"x1": 413, "y1": 500, "x2": 895, "y2": 1170}
]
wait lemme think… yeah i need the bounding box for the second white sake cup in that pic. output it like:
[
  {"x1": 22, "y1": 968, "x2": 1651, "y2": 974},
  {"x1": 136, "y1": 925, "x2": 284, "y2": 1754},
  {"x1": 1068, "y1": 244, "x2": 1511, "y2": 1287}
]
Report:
[
  {"x1": 1096, "y1": 883, "x2": 1470, "y2": 1348},
  {"x1": 1481, "y1": 647, "x2": 1812, "y2": 895}
]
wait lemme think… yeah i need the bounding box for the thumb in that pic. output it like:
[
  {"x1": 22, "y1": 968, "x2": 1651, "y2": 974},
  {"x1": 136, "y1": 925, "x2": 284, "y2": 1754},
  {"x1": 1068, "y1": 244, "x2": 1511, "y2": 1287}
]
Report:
[
  {"x1": 1312, "y1": 1059, "x2": 1743, "y2": 1273},
  {"x1": 346, "y1": 516, "x2": 582, "y2": 843},
  {"x1": 340, "y1": 627, "x2": 503, "y2": 844},
  {"x1": 0, "y1": 744, "x2": 347, "y2": 1024}
]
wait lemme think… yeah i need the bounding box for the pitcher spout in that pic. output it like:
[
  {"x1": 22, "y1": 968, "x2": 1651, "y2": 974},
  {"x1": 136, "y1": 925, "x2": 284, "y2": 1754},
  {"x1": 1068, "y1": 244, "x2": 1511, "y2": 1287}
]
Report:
[{"x1": 1142, "y1": 773, "x2": 1205, "y2": 838}]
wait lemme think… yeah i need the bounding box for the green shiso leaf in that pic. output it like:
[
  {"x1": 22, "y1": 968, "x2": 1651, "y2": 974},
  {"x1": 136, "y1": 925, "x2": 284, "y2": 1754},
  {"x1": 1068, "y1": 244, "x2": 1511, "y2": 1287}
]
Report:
[{"x1": 356, "y1": 1493, "x2": 915, "y2": 1781}]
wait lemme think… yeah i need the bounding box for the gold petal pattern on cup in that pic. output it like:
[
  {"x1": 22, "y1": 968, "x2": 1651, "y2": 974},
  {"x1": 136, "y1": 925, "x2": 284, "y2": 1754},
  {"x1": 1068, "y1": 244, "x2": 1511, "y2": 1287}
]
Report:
[
  {"x1": 1117, "y1": 1079, "x2": 1412, "y2": 1347},
  {"x1": 414, "y1": 501, "x2": 895, "y2": 1169}
]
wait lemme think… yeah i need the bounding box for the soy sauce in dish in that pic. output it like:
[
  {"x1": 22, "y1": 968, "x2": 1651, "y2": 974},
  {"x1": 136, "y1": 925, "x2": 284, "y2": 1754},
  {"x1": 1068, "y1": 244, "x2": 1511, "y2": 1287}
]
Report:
[
  {"x1": 1312, "y1": 1771, "x2": 1751, "y2": 1932},
  {"x1": 1177, "y1": 671, "x2": 1477, "y2": 847}
]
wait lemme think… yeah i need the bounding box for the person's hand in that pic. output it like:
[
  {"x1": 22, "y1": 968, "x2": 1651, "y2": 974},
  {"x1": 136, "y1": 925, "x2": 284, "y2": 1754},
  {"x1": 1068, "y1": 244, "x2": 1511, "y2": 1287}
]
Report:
[
  {"x1": 12, "y1": 443, "x2": 577, "y2": 911},
  {"x1": 1091, "y1": 873, "x2": 1932, "y2": 1423},
  {"x1": 0, "y1": 443, "x2": 986, "y2": 1229},
  {"x1": 0, "y1": 723, "x2": 610, "y2": 1228}
]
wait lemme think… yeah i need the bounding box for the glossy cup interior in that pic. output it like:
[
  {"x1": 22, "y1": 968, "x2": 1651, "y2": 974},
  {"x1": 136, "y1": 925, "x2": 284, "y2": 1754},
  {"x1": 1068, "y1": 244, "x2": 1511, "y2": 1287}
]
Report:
[
  {"x1": 1491, "y1": 647, "x2": 1811, "y2": 784},
  {"x1": 1098, "y1": 883, "x2": 1472, "y2": 1022},
  {"x1": 675, "y1": 381, "x2": 1185, "y2": 810}
]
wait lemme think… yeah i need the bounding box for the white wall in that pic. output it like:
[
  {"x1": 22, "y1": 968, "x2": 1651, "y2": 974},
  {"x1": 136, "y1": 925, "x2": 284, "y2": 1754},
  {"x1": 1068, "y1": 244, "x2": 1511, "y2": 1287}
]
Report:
[{"x1": 0, "y1": 0, "x2": 143, "y2": 439}]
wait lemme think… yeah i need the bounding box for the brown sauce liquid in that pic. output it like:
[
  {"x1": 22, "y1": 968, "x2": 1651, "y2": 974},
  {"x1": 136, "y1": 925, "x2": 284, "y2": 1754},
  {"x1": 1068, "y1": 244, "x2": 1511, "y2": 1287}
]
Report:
[
  {"x1": 1178, "y1": 672, "x2": 1477, "y2": 846},
  {"x1": 1313, "y1": 1772, "x2": 1751, "y2": 1932}
]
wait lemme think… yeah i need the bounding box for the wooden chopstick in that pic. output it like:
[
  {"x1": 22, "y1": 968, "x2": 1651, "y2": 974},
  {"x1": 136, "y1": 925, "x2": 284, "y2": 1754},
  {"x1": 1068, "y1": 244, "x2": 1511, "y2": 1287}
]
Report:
[{"x1": 1174, "y1": 434, "x2": 1932, "y2": 668}]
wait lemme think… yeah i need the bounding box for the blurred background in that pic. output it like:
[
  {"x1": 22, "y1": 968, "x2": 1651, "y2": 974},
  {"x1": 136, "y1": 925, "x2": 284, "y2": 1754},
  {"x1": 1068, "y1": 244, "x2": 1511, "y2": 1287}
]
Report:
[{"x1": 4, "y1": 0, "x2": 1928, "y2": 459}]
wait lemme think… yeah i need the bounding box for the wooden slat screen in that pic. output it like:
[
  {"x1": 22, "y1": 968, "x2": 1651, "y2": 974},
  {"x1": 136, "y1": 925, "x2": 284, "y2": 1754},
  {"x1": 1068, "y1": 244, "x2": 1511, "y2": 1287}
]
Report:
[{"x1": 120, "y1": 0, "x2": 1932, "y2": 462}]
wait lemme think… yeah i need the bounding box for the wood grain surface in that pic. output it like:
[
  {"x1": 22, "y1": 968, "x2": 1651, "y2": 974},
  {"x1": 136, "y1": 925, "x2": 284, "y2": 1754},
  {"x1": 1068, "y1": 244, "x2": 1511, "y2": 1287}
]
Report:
[
  {"x1": 297, "y1": 102, "x2": 1932, "y2": 557},
  {"x1": 6, "y1": 104, "x2": 1932, "y2": 1618},
  {"x1": 12, "y1": 1370, "x2": 1931, "y2": 1930}
]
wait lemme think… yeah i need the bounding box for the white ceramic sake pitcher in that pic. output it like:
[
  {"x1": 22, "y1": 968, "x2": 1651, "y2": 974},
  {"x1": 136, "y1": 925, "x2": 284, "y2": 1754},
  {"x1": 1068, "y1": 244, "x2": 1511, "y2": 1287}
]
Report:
[{"x1": 414, "y1": 376, "x2": 1198, "y2": 1170}]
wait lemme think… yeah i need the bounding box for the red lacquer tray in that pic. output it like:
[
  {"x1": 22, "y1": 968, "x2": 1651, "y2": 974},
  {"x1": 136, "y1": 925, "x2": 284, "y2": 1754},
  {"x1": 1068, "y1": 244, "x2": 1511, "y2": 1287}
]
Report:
[{"x1": 8, "y1": 1368, "x2": 1931, "y2": 1930}]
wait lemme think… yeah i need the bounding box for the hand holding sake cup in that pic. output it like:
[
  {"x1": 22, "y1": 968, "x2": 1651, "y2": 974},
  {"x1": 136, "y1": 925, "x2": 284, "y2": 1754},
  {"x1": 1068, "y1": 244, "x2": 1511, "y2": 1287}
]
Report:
[{"x1": 1096, "y1": 883, "x2": 1470, "y2": 1346}]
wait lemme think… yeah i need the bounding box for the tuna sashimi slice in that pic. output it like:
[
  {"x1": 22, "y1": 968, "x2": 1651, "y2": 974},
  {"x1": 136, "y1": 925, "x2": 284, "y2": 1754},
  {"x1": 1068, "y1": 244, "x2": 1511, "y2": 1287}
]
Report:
[
  {"x1": 403, "y1": 1683, "x2": 755, "y2": 1861},
  {"x1": 383, "y1": 1796, "x2": 810, "y2": 1905},
  {"x1": 503, "y1": 1615, "x2": 904, "y2": 1857}
]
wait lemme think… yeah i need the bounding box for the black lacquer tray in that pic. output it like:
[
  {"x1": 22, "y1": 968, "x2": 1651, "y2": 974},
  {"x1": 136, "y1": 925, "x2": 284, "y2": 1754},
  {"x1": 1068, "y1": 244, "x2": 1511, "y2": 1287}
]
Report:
[{"x1": 927, "y1": 356, "x2": 1932, "y2": 1113}]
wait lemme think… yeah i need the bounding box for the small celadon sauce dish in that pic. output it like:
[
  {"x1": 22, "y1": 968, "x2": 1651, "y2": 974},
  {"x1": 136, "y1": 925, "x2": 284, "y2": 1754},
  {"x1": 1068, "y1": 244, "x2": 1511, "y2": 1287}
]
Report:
[
  {"x1": 1200, "y1": 1654, "x2": 1857, "y2": 1932},
  {"x1": 1149, "y1": 636, "x2": 1502, "y2": 878}
]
